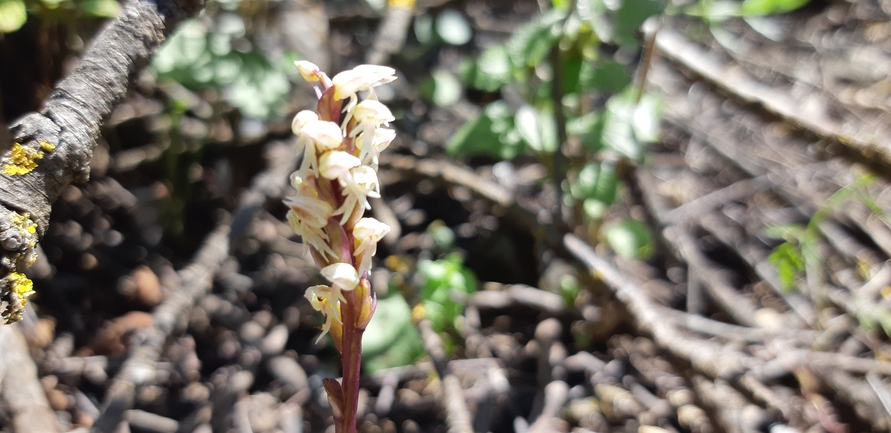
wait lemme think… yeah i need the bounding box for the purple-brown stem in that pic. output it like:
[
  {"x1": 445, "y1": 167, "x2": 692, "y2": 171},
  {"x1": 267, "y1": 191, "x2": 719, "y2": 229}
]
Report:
[{"x1": 339, "y1": 287, "x2": 366, "y2": 433}]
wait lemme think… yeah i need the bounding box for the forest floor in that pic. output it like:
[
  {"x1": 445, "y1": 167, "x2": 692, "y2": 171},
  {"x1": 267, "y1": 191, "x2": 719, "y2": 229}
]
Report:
[{"x1": 3, "y1": 0, "x2": 891, "y2": 432}]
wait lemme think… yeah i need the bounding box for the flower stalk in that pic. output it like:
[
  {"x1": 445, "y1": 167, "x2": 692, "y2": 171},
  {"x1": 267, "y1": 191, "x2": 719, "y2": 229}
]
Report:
[{"x1": 285, "y1": 61, "x2": 396, "y2": 433}]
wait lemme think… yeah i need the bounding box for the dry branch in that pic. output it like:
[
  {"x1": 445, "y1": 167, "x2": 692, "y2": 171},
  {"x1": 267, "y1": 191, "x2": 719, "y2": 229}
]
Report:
[
  {"x1": 0, "y1": 324, "x2": 60, "y2": 433},
  {"x1": 0, "y1": 0, "x2": 204, "y2": 322}
]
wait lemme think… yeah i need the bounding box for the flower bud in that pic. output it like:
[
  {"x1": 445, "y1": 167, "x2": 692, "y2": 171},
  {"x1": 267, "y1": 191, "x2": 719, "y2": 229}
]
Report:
[{"x1": 295, "y1": 61, "x2": 322, "y2": 82}]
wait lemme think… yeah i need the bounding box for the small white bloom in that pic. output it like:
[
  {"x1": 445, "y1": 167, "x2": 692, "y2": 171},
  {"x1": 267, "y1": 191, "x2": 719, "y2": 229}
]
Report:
[
  {"x1": 305, "y1": 284, "x2": 342, "y2": 342},
  {"x1": 287, "y1": 211, "x2": 336, "y2": 259},
  {"x1": 353, "y1": 218, "x2": 391, "y2": 273},
  {"x1": 301, "y1": 120, "x2": 343, "y2": 151},
  {"x1": 333, "y1": 165, "x2": 381, "y2": 224},
  {"x1": 350, "y1": 100, "x2": 395, "y2": 132},
  {"x1": 321, "y1": 263, "x2": 360, "y2": 291},
  {"x1": 284, "y1": 176, "x2": 332, "y2": 228},
  {"x1": 331, "y1": 65, "x2": 397, "y2": 102},
  {"x1": 294, "y1": 120, "x2": 343, "y2": 178},
  {"x1": 291, "y1": 110, "x2": 318, "y2": 136},
  {"x1": 319, "y1": 151, "x2": 361, "y2": 182}
]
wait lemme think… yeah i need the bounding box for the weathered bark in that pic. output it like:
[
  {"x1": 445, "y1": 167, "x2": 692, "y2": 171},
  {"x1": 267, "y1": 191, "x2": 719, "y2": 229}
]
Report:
[{"x1": 0, "y1": 0, "x2": 204, "y2": 322}]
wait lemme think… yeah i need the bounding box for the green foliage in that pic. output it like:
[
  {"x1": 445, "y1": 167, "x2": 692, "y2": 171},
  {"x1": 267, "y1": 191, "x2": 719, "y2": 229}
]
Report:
[
  {"x1": 559, "y1": 274, "x2": 582, "y2": 306},
  {"x1": 363, "y1": 226, "x2": 477, "y2": 372},
  {"x1": 151, "y1": 16, "x2": 294, "y2": 119},
  {"x1": 567, "y1": 161, "x2": 618, "y2": 220},
  {"x1": 417, "y1": 253, "x2": 477, "y2": 334},
  {"x1": 435, "y1": 9, "x2": 472, "y2": 46},
  {"x1": 600, "y1": 89, "x2": 662, "y2": 161},
  {"x1": 515, "y1": 104, "x2": 559, "y2": 154},
  {"x1": 683, "y1": 0, "x2": 811, "y2": 22},
  {"x1": 767, "y1": 173, "x2": 878, "y2": 293},
  {"x1": 419, "y1": 69, "x2": 462, "y2": 107},
  {"x1": 577, "y1": 0, "x2": 663, "y2": 47},
  {"x1": 446, "y1": 101, "x2": 524, "y2": 159},
  {"x1": 767, "y1": 238, "x2": 806, "y2": 292},
  {"x1": 605, "y1": 218, "x2": 653, "y2": 259},
  {"x1": 0, "y1": 0, "x2": 119, "y2": 33},
  {"x1": 0, "y1": 0, "x2": 26, "y2": 33},
  {"x1": 362, "y1": 293, "x2": 425, "y2": 373}
]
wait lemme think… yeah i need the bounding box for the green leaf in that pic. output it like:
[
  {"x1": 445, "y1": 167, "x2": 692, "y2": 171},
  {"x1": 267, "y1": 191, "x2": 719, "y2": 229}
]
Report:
[
  {"x1": 0, "y1": 0, "x2": 26, "y2": 33},
  {"x1": 39, "y1": 0, "x2": 67, "y2": 10},
  {"x1": 601, "y1": 91, "x2": 641, "y2": 160},
  {"x1": 459, "y1": 45, "x2": 511, "y2": 92},
  {"x1": 436, "y1": 9, "x2": 472, "y2": 45},
  {"x1": 741, "y1": 0, "x2": 809, "y2": 16},
  {"x1": 80, "y1": 0, "x2": 121, "y2": 18},
  {"x1": 427, "y1": 220, "x2": 456, "y2": 251},
  {"x1": 417, "y1": 254, "x2": 477, "y2": 333},
  {"x1": 614, "y1": 0, "x2": 663, "y2": 47},
  {"x1": 631, "y1": 92, "x2": 662, "y2": 144},
  {"x1": 583, "y1": 198, "x2": 609, "y2": 220},
  {"x1": 414, "y1": 13, "x2": 434, "y2": 44},
  {"x1": 363, "y1": 294, "x2": 425, "y2": 372},
  {"x1": 420, "y1": 69, "x2": 462, "y2": 107},
  {"x1": 605, "y1": 219, "x2": 653, "y2": 259},
  {"x1": 764, "y1": 223, "x2": 806, "y2": 241},
  {"x1": 690, "y1": 1, "x2": 742, "y2": 23},
  {"x1": 507, "y1": 9, "x2": 566, "y2": 69},
  {"x1": 570, "y1": 161, "x2": 618, "y2": 205},
  {"x1": 579, "y1": 60, "x2": 632, "y2": 93},
  {"x1": 515, "y1": 105, "x2": 558, "y2": 153},
  {"x1": 600, "y1": 89, "x2": 661, "y2": 160},
  {"x1": 578, "y1": 0, "x2": 614, "y2": 42},
  {"x1": 768, "y1": 242, "x2": 805, "y2": 292},
  {"x1": 446, "y1": 101, "x2": 524, "y2": 159},
  {"x1": 567, "y1": 112, "x2": 605, "y2": 152},
  {"x1": 561, "y1": 57, "x2": 585, "y2": 96}
]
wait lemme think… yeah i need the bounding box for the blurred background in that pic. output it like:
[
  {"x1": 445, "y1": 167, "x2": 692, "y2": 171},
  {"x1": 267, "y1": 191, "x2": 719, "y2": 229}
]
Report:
[{"x1": 3, "y1": 0, "x2": 891, "y2": 432}]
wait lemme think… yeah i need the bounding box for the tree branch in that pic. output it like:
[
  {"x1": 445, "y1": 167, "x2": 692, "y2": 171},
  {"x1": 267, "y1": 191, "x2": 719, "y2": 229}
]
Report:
[{"x1": 0, "y1": 0, "x2": 204, "y2": 323}]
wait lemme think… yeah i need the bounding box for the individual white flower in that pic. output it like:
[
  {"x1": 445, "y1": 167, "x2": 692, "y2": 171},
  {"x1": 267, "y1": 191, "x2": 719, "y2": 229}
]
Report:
[
  {"x1": 353, "y1": 218, "x2": 391, "y2": 273},
  {"x1": 349, "y1": 100, "x2": 395, "y2": 164},
  {"x1": 305, "y1": 285, "x2": 342, "y2": 342},
  {"x1": 333, "y1": 166, "x2": 381, "y2": 224},
  {"x1": 284, "y1": 176, "x2": 332, "y2": 228},
  {"x1": 321, "y1": 263, "x2": 360, "y2": 291},
  {"x1": 295, "y1": 120, "x2": 343, "y2": 178},
  {"x1": 354, "y1": 128, "x2": 396, "y2": 167},
  {"x1": 301, "y1": 120, "x2": 343, "y2": 150},
  {"x1": 331, "y1": 65, "x2": 397, "y2": 101},
  {"x1": 291, "y1": 110, "x2": 319, "y2": 135},
  {"x1": 319, "y1": 151, "x2": 361, "y2": 183},
  {"x1": 288, "y1": 211, "x2": 336, "y2": 259}
]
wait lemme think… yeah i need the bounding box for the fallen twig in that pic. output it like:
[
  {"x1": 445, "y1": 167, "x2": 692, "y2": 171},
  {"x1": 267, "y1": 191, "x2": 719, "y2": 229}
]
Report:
[{"x1": 0, "y1": 324, "x2": 60, "y2": 433}]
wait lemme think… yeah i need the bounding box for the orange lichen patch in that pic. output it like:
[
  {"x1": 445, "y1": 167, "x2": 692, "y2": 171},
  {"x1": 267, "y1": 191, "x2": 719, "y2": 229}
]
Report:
[
  {"x1": 11, "y1": 211, "x2": 38, "y2": 248},
  {"x1": 2, "y1": 142, "x2": 51, "y2": 176}
]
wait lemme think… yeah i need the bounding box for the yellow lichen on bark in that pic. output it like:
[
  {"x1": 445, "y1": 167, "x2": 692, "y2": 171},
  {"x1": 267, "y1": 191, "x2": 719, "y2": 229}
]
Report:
[
  {"x1": 11, "y1": 212, "x2": 37, "y2": 239},
  {"x1": 2, "y1": 141, "x2": 54, "y2": 176}
]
